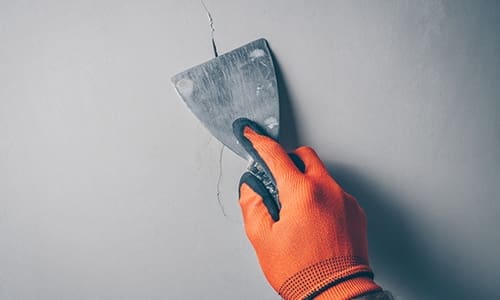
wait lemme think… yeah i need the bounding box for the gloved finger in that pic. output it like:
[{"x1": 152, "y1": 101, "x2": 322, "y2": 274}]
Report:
[
  {"x1": 239, "y1": 175, "x2": 276, "y2": 241},
  {"x1": 233, "y1": 118, "x2": 301, "y2": 182},
  {"x1": 292, "y1": 146, "x2": 330, "y2": 177},
  {"x1": 239, "y1": 172, "x2": 280, "y2": 221}
]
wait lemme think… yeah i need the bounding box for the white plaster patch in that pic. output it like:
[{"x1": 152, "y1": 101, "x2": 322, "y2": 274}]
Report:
[
  {"x1": 249, "y1": 49, "x2": 266, "y2": 60},
  {"x1": 175, "y1": 78, "x2": 194, "y2": 97},
  {"x1": 256, "y1": 85, "x2": 263, "y2": 95},
  {"x1": 264, "y1": 116, "x2": 278, "y2": 129}
]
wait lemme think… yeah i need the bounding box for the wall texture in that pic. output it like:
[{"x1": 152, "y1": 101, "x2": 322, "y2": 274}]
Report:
[{"x1": 1, "y1": 1, "x2": 499, "y2": 299}]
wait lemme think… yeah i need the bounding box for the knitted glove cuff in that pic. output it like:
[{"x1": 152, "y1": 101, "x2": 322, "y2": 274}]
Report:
[
  {"x1": 314, "y1": 277, "x2": 382, "y2": 300},
  {"x1": 278, "y1": 256, "x2": 380, "y2": 300}
]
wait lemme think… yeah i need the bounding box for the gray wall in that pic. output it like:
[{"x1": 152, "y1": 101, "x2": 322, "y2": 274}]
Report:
[{"x1": 1, "y1": 1, "x2": 499, "y2": 299}]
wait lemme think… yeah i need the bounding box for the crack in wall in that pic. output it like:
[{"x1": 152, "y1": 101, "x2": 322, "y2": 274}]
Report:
[
  {"x1": 200, "y1": 0, "x2": 226, "y2": 217},
  {"x1": 216, "y1": 144, "x2": 226, "y2": 217},
  {"x1": 201, "y1": 0, "x2": 219, "y2": 57}
]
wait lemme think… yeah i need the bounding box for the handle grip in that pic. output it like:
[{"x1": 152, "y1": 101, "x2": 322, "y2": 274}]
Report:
[{"x1": 248, "y1": 160, "x2": 280, "y2": 209}]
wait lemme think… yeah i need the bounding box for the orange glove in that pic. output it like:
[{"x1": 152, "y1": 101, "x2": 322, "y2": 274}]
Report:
[{"x1": 233, "y1": 119, "x2": 381, "y2": 300}]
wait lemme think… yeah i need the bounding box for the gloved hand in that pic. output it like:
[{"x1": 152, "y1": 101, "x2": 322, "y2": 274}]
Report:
[{"x1": 233, "y1": 119, "x2": 381, "y2": 300}]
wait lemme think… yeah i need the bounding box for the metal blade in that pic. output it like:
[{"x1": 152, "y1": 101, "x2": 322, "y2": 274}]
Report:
[{"x1": 171, "y1": 38, "x2": 279, "y2": 160}]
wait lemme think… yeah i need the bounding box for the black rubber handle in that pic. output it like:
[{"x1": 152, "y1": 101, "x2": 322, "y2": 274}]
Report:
[
  {"x1": 233, "y1": 118, "x2": 305, "y2": 220},
  {"x1": 247, "y1": 160, "x2": 280, "y2": 209}
]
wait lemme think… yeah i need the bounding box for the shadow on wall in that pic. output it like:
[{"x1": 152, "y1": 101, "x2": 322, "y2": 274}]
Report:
[
  {"x1": 326, "y1": 162, "x2": 497, "y2": 300},
  {"x1": 268, "y1": 39, "x2": 497, "y2": 300},
  {"x1": 269, "y1": 48, "x2": 300, "y2": 151}
]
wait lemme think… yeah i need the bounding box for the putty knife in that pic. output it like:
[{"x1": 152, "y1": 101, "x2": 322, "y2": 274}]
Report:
[{"x1": 171, "y1": 38, "x2": 280, "y2": 207}]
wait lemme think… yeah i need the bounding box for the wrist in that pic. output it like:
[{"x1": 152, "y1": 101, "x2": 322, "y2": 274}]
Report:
[
  {"x1": 276, "y1": 257, "x2": 380, "y2": 300},
  {"x1": 314, "y1": 276, "x2": 381, "y2": 300}
]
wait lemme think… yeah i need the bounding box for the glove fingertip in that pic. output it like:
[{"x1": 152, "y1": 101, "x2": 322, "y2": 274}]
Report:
[{"x1": 232, "y1": 118, "x2": 268, "y2": 142}]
